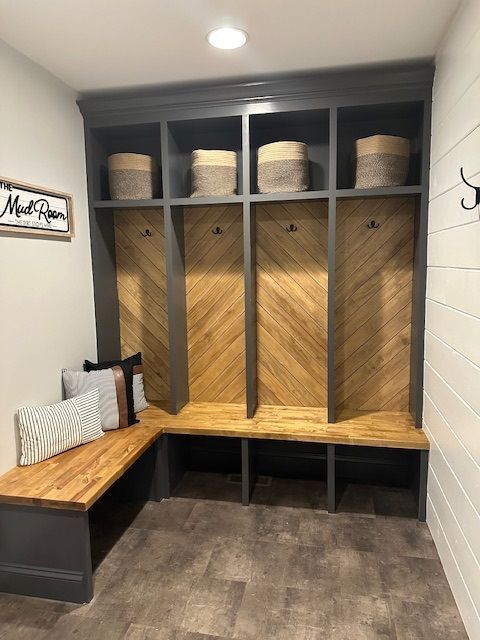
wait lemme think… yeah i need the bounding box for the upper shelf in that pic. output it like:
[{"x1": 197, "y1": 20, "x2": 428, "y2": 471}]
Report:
[
  {"x1": 88, "y1": 102, "x2": 427, "y2": 208},
  {"x1": 249, "y1": 109, "x2": 330, "y2": 194},
  {"x1": 89, "y1": 123, "x2": 163, "y2": 201},
  {"x1": 167, "y1": 116, "x2": 243, "y2": 199},
  {"x1": 337, "y1": 101, "x2": 424, "y2": 190}
]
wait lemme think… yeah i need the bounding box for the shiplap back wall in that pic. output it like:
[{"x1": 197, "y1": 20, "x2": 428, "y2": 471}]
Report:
[{"x1": 426, "y1": 1, "x2": 480, "y2": 637}]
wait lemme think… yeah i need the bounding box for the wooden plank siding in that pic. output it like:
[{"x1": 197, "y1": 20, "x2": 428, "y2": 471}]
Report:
[
  {"x1": 184, "y1": 204, "x2": 246, "y2": 403},
  {"x1": 256, "y1": 200, "x2": 328, "y2": 407},
  {"x1": 114, "y1": 208, "x2": 170, "y2": 403},
  {"x1": 335, "y1": 197, "x2": 415, "y2": 411}
]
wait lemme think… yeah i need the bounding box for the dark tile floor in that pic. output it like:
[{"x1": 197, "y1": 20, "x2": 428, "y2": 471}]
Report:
[{"x1": 0, "y1": 472, "x2": 468, "y2": 639}]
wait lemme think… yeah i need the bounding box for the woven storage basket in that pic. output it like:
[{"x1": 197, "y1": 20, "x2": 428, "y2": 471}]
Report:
[
  {"x1": 108, "y1": 153, "x2": 158, "y2": 199},
  {"x1": 191, "y1": 149, "x2": 237, "y2": 197},
  {"x1": 354, "y1": 135, "x2": 410, "y2": 188},
  {"x1": 257, "y1": 141, "x2": 309, "y2": 193}
]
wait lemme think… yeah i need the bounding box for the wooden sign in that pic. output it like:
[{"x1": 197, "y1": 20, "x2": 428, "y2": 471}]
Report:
[{"x1": 0, "y1": 177, "x2": 74, "y2": 238}]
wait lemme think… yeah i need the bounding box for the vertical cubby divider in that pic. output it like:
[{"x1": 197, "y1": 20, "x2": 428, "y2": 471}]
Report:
[
  {"x1": 327, "y1": 107, "x2": 338, "y2": 424},
  {"x1": 161, "y1": 122, "x2": 189, "y2": 413}
]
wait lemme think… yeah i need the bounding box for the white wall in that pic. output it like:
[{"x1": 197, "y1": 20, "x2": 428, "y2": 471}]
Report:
[
  {"x1": 426, "y1": 1, "x2": 480, "y2": 637},
  {"x1": 0, "y1": 41, "x2": 97, "y2": 474}
]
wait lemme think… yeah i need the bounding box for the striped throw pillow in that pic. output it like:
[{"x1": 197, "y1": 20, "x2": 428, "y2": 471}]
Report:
[
  {"x1": 18, "y1": 389, "x2": 104, "y2": 466},
  {"x1": 63, "y1": 368, "x2": 122, "y2": 430}
]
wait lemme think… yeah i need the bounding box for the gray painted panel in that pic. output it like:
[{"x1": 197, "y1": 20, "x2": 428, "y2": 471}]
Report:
[
  {"x1": 84, "y1": 127, "x2": 121, "y2": 361},
  {"x1": 0, "y1": 506, "x2": 92, "y2": 603}
]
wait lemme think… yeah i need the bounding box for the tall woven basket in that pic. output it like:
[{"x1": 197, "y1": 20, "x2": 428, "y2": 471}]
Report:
[
  {"x1": 354, "y1": 135, "x2": 410, "y2": 188},
  {"x1": 257, "y1": 141, "x2": 309, "y2": 193},
  {"x1": 191, "y1": 149, "x2": 237, "y2": 197},
  {"x1": 108, "y1": 153, "x2": 158, "y2": 199}
]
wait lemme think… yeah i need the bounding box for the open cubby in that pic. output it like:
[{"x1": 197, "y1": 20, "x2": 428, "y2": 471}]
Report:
[
  {"x1": 250, "y1": 109, "x2": 330, "y2": 194},
  {"x1": 255, "y1": 199, "x2": 328, "y2": 408},
  {"x1": 183, "y1": 203, "x2": 245, "y2": 404},
  {"x1": 167, "y1": 116, "x2": 243, "y2": 199},
  {"x1": 337, "y1": 101, "x2": 424, "y2": 190},
  {"x1": 113, "y1": 207, "x2": 170, "y2": 407},
  {"x1": 90, "y1": 123, "x2": 162, "y2": 201},
  {"x1": 334, "y1": 195, "x2": 417, "y2": 417}
]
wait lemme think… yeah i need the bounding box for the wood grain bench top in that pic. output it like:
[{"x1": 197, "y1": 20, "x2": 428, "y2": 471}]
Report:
[
  {"x1": 143, "y1": 402, "x2": 430, "y2": 449},
  {"x1": 0, "y1": 402, "x2": 428, "y2": 511},
  {"x1": 0, "y1": 422, "x2": 164, "y2": 511}
]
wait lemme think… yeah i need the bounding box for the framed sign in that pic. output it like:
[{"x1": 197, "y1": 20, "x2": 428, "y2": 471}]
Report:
[{"x1": 0, "y1": 177, "x2": 74, "y2": 238}]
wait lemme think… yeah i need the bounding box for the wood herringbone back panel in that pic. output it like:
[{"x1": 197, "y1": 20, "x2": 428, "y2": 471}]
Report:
[
  {"x1": 114, "y1": 209, "x2": 170, "y2": 403},
  {"x1": 335, "y1": 197, "x2": 415, "y2": 411},
  {"x1": 256, "y1": 201, "x2": 328, "y2": 407},
  {"x1": 184, "y1": 205, "x2": 245, "y2": 403}
]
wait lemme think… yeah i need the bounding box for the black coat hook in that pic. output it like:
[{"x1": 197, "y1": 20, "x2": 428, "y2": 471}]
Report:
[
  {"x1": 367, "y1": 220, "x2": 380, "y2": 229},
  {"x1": 212, "y1": 227, "x2": 223, "y2": 235},
  {"x1": 141, "y1": 229, "x2": 152, "y2": 237},
  {"x1": 286, "y1": 224, "x2": 297, "y2": 232},
  {"x1": 460, "y1": 167, "x2": 480, "y2": 210}
]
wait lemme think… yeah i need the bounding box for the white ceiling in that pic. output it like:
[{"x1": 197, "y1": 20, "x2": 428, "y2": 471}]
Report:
[{"x1": 0, "y1": 0, "x2": 460, "y2": 94}]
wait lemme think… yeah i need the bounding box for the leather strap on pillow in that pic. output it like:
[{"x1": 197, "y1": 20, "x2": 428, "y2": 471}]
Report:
[{"x1": 111, "y1": 365, "x2": 130, "y2": 428}]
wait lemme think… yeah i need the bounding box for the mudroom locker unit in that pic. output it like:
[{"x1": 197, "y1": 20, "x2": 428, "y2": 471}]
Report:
[{"x1": 79, "y1": 64, "x2": 432, "y2": 513}]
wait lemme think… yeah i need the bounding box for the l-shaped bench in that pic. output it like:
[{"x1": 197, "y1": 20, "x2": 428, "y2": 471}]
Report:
[{"x1": 0, "y1": 403, "x2": 429, "y2": 603}]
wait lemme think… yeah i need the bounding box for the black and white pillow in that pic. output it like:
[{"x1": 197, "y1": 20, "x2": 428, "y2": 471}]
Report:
[
  {"x1": 18, "y1": 389, "x2": 104, "y2": 466},
  {"x1": 85, "y1": 352, "x2": 148, "y2": 414},
  {"x1": 62, "y1": 368, "x2": 130, "y2": 431}
]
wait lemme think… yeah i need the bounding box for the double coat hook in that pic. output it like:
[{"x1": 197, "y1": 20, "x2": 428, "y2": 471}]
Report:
[
  {"x1": 367, "y1": 220, "x2": 380, "y2": 229},
  {"x1": 212, "y1": 226, "x2": 223, "y2": 235},
  {"x1": 141, "y1": 229, "x2": 152, "y2": 237},
  {"x1": 286, "y1": 224, "x2": 297, "y2": 232}
]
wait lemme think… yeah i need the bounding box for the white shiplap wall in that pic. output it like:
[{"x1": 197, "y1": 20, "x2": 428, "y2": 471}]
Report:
[{"x1": 426, "y1": 1, "x2": 480, "y2": 638}]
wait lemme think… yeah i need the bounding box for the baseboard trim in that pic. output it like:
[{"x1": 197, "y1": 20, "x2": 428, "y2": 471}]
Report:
[{"x1": 0, "y1": 562, "x2": 90, "y2": 603}]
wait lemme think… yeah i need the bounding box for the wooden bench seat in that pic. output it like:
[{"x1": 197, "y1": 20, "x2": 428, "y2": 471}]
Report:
[
  {"x1": 141, "y1": 402, "x2": 430, "y2": 450},
  {"x1": 0, "y1": 422, "x2": 164, "y2": 511}
]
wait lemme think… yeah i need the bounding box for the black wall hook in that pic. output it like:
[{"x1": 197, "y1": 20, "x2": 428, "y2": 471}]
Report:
[
  {"x1": 367, "y1": 220, "x2": 380, "y2": 229},
  {"x1": 286, "y1": 224, "x2": 298, "y2": 232},
  {"x1": 141, "y1": 229, "x2": 152, "y2": 237},
  {"x1": 460, "y1": 167, "x2": 480, "y2": 210},
  {"x1": 212, "y1": 227, "x2": 223, "y2": 235}
]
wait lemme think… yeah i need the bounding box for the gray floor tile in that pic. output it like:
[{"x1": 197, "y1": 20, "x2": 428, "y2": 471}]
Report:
[
  {"x1": 0, "y1": 473, "x2": 467, "y2": 640},
  {"x1": 131, "y1": 498, "x2": 197, "y2": 532},
  {"x1": 336, "y1": 483, "x2": 376, "y2": 516},
  {"x1": 389, "y1": 595, "x2": 469, "y2": 639},
  {"x1": 326, "y1": 595, "x2": 394, "y2": 639},
  {"x1": 234, "y1": 582, "x2": 330, "y2": 640},
  {"x1": 380, "y1": 555, "x2": 458, "y2": 605},
  {"x1": 124, "y1": 624, "x2": 233, "y2": 640},
  {"x1": 180, "y1": 577, "x2": 246, "y2": 637},
  {"x1": 174, "y1": 472, "x2": 242, "y2": 503},
  {"x1": 47, "y1": 616, "x2": 130, "y2": 640}
]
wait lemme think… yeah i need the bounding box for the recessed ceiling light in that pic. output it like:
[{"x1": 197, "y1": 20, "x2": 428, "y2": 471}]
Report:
[{"x1": 207, "y1": 27, "x2": 248, "y2": 50}]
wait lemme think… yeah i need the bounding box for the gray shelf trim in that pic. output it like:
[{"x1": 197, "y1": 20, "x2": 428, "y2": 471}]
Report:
[
  {"x1": 93, "y1": 199, "x2": 165, "y2": 209},
  {"x1": 171, "y1": 195, "x2": 244, "y2": 207},
  {"x1": 336, "y1": 185, "x2": 422, "y2": 199},
  {"x1": 250, "y1": 190, "x2": 329, "y2": 203}
]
